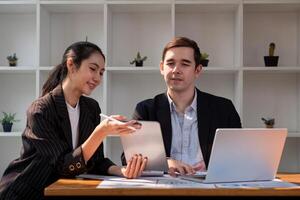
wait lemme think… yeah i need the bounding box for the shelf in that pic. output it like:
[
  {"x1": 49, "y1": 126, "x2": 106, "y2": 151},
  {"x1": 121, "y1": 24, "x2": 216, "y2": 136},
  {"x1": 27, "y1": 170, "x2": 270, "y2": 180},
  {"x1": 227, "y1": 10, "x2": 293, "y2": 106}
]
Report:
[
  {"x1": 107, "y1": 66, "x2": 159, "y2": 73},
  {"x1": 288, "y1": 132, "x2": 300, "y2": 137},
  {"x1": 0, "y1": 2, "x2": 35, "y2": 13},
  {"x1": 0, "y1": 132, "x2": 22, "y2": 137},
  {"x1": 0, "y1": 66, "x2": 37, "y2": 73},
  {"x1": 243, "y1": 67, "x2": 300, "y2": 73},
  {"x1": 40, "y1": 0, "x2": 105, "y2": 5},
  {"x1": 39, "y1": 66, "x2": 54, "y2": 71},
  {"x1": 243, "y1": 1, "x2": 300, "y2": 11},
  {"x1": 106, "y1": 66, "x2": 240, "y2": 74},
  {"x1": 107, "y1": 135, "x2": 120, "y2": 138},
  {"x1": 202, "y1": 67, "x2": 239, "y2": 74}
]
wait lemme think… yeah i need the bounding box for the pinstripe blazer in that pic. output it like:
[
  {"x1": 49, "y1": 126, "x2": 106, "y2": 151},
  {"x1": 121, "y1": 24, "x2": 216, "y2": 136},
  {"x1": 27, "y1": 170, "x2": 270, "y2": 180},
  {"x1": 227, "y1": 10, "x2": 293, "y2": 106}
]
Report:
[{"x1": 0, "y1": 85, "x2": 114, "y2": 200}]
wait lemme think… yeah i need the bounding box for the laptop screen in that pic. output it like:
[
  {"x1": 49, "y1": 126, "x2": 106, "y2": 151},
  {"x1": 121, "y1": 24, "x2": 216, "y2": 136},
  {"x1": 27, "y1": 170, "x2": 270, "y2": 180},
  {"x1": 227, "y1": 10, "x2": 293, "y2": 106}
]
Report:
[{"x1": 204, "y1": 128, "x2": 287, "y2": 183}]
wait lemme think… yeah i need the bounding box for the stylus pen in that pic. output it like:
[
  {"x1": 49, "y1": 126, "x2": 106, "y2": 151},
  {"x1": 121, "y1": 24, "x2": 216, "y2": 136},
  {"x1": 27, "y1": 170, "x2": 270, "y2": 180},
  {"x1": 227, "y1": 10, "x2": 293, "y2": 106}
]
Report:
[
  {"x1": 99, "y1": 113, "x2": 140, "y2": 130},
  {"x1": 100, "y1": 113, "x2": 142, "y2": 126},
  {"x1": 100, "y1": 113, "x2": 126, "y2": 124}
]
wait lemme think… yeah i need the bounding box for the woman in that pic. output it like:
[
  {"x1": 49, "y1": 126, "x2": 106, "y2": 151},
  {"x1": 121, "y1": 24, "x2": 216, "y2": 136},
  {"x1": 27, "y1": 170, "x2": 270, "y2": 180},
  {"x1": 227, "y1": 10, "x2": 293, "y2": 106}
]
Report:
[{"x1": 0, "y1": 41, "x2": 147, "y2": 199}]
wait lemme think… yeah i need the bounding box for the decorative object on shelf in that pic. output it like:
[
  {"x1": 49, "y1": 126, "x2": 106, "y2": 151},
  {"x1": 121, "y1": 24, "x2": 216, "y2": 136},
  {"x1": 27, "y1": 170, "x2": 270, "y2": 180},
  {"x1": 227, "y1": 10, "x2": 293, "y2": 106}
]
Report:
[
  {"x1": 6, "y1": 53, "x2": 18, "y2": 67},
  {"x1": 264, "y1": 42, "x2": 279, "y2": 67},
  {"x1": 0, "y1": 112, "x2": 19, "y2": 132},
  {"x1": 200, "y1": 52, "x2": 209, "y2": 67},
  {"x1": 261, "y1": 117, "x2": 275, "y2": 128},
  {"x1": 130, "y1": 52, "x2": 147, "y2": 67}
]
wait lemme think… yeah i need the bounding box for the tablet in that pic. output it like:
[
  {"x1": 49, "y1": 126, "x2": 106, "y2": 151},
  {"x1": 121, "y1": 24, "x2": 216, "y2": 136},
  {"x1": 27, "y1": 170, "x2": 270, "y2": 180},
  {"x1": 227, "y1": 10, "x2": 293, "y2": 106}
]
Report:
[{"x1": 120, "y1": 121, "x2": 169, "y2": 172}]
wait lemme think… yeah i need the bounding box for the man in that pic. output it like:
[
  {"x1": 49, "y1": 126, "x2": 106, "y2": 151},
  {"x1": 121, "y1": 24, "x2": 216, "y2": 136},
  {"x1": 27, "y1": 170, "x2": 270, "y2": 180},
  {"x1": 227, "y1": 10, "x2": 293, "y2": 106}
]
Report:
[{"x1": 123, "y1": 37, "x2": 241, "y2": 176}]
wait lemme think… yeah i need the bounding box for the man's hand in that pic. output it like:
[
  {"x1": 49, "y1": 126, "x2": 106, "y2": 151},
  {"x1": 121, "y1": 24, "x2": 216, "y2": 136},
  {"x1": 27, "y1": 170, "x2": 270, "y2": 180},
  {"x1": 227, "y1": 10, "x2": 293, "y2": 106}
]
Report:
[
  {"x1": 167, "y1": 158, "x2": 195, "y2": 177},
  {"x1": 192, "y1": 160, "x2": 206, "y2": 171}
]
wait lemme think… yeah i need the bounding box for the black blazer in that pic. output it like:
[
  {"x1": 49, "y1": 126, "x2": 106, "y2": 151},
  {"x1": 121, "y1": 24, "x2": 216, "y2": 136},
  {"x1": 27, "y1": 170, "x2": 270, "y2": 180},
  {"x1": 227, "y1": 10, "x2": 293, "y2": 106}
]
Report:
[
  {"x1": 122, "y1": 88, "x2": 241, "y2": 167},
  {"x1": 0, "y1": 85, "x2": 114, "y2": 200}
]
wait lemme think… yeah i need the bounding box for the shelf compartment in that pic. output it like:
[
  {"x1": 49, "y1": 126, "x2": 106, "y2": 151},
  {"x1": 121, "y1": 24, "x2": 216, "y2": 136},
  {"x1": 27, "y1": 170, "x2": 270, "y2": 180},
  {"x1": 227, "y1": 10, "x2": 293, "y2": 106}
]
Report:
[
  {"x1": 40, "y1": 3, "x2": 105, "y2": 66},
  {"x1": 243, "y1": 3, "x2": 300, "y2": 67},
  {"x1": 0, "y1": 3, "x2": 37, "y2": 66},
  {"x1": 0, "y1": 73, "x2": 36, "y2": 132},
  {"x1": 106, "y1": 3, "x2": 172, "y2": 67},
  {"x1": 175, "y1": 3, "x2": 241, "y2": 67},
  {"x1": 196, "y1": 72, "x2": 239, "y2": 107},
  {"x1": 243, "y1": 73, "x2": 300, "y2": 133},
  {"x1": 106, "y1": 72, "x2": 165, "y2": 118}
]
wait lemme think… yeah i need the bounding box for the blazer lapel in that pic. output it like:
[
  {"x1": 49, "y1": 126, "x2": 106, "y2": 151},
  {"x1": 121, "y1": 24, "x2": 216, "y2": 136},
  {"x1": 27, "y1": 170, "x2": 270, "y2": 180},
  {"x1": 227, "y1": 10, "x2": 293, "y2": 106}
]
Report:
[
  {"x1": 196, "y1": 89, "x2": 211, "y2": 166},
  {"x1": 51, "y1": 85, "x2": 73, "y2": 148},
  {"x1": 156, "y1": 93, "x2": 172, "y2": 157}
]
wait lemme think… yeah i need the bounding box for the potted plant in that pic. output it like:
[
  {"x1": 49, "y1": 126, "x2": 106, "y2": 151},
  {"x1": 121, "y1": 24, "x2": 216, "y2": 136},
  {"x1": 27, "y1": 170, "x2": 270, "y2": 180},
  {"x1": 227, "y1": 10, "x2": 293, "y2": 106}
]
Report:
[
  {"x1": 130, "y1": 52, "x2": 147, "y2": 67},
  {"x1": 200, "y1": 52, "x2": 209, "y2": 67},
  {"x1": 0, "y1": 112, "x2": 19, "y2": 132},
  {"x1": 264, "y1": 42, "x2": 279, "y2": 67},
  {"x1": 261, "y1": 117, "x2": 275, "y2": 128},
  {"x1": 7, "y1": 53, "x2": 18, "y2": 67}
]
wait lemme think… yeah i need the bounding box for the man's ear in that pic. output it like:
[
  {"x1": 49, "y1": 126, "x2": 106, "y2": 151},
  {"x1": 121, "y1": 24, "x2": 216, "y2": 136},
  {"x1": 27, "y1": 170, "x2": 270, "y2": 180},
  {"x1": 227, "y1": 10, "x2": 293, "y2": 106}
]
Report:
[
  {"x1": 66, "y1": 58, "x2": 75, "y2": 73},
  {"x1": 195, "y1": 64, "x2": 202, "y2": 78},
  {"x1": 159, "y1": 61, "x2": 164, "y2": 75}
]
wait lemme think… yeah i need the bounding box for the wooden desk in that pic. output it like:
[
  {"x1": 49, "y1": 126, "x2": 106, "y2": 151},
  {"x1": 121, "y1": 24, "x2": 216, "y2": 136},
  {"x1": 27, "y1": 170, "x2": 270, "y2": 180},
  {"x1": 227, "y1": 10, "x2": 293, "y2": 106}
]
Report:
[{"x1": 45, "y1": 174, "x2": 300, "y2": 197}]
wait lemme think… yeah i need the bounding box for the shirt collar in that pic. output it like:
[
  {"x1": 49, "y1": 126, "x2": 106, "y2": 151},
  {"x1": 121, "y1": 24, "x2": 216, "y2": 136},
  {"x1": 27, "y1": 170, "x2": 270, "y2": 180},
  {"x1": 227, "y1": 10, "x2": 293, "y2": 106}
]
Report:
[{"x1": 167, "y1": 89, "x2": 197, "y2": 113}]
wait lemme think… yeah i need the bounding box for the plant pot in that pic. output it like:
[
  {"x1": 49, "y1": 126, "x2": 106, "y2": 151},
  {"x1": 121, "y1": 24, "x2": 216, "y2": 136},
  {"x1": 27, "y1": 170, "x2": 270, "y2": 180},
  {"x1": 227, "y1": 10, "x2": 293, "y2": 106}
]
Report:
[
  {"x1": 265, "y1": 124, "x2": 274, "y2": 128},
  {"x1": 2, "y1": 123, "x2": 13, "y2": 132},
  {"x1": 8, "y1": 61, "x2": 17, "y2": 67},
  {"x1": 200, "y1": 59, "x2": 209, "y2": 67},
  {"x1": 135, "y1": 61, "x2": 143, "y2": 67},
  {"x1": 264, "y1": 56, "x2": 279, "y2": 67}
]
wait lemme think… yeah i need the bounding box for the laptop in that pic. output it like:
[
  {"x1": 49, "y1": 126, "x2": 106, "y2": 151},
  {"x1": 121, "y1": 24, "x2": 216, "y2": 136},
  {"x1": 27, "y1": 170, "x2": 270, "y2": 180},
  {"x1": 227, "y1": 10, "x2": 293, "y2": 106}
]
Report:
[
  {"x1": 181, "y1": 128, "x2": 287, "y2": 183},
  {"x1": 120, "y1": 121, "x2": 169, "y2": 175}
]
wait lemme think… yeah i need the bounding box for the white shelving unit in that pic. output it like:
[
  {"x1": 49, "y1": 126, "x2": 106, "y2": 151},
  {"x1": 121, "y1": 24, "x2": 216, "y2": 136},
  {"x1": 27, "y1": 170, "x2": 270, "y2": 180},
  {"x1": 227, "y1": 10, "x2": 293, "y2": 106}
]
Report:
[{"x1": 1, "y1": 0, "x2": 300, "y2": 176}]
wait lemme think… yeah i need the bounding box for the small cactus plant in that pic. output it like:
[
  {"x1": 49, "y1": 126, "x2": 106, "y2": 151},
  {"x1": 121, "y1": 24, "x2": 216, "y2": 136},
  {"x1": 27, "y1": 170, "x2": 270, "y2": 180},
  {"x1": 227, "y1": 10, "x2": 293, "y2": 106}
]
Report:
[
  {"x1": 261, "y1": 117, "x2": 275, "y2": 128},
  {"x1": 269, "y1": 42, "x2": 276, "y2": 56},
  {"x1": 264, "y1": 42, "x2": 278, "y2": 67},
  {"x1": 130, "y1": 52, "x2": 147, "y2": 67},
  {"x1": 200, "y1": 52, "x2": 209, "y2": 67},
  {"x1": 200, "y1": 52, "x2": 209, "y2": 60},
  {"x1": 7, "y1": 53, "x2": 18, "y2": 66}
]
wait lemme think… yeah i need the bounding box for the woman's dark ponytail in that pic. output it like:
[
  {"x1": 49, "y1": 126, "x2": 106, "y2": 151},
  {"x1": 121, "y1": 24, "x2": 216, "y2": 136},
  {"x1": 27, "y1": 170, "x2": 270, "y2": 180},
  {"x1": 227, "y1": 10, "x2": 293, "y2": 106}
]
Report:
[
  {"x1": 42, "y1": 63, "x2": 67, "y2": 96},
  {"x1": 41, "y1": 41, "x2": 105, "y2": 96}
]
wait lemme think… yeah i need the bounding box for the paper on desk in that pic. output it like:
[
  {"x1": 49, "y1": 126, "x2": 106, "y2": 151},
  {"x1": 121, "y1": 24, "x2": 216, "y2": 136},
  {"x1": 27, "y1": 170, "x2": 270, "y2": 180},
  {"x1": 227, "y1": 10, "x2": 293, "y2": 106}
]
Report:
[
  {"x1": 215, "y1": 179, "x2": 300, "y2": 188},
  {"x1": 77, "y1": 174, "x2": 215, "y2": 188}
]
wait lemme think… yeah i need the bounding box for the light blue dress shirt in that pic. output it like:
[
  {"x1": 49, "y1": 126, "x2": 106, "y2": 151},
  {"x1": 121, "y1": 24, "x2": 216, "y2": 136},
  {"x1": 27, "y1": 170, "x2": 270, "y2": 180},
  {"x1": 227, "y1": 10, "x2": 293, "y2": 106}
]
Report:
[{"x1": 167, "y1": 91, "x2": 204, "y2": 166}]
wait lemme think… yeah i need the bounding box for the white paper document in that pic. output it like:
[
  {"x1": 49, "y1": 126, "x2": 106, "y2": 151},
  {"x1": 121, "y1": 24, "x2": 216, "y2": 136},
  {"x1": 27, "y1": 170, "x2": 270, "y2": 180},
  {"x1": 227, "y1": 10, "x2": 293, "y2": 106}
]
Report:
[
  {"x1": 215, "y1": 179, "x2": 300, "y2": 188},
  {"x1": 77, "y1": 174, "x2": 299, "y2": 189},
  {"x1": 77, "y1": 174, "x2": 215, "y2": 188}
]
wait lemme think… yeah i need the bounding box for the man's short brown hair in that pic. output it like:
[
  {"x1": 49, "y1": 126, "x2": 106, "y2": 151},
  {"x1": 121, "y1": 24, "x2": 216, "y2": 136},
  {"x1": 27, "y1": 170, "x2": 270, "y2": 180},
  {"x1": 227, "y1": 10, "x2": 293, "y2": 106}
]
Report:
[{"x1": 162, "y1": 37, "x2": 201, "y2": 66}]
